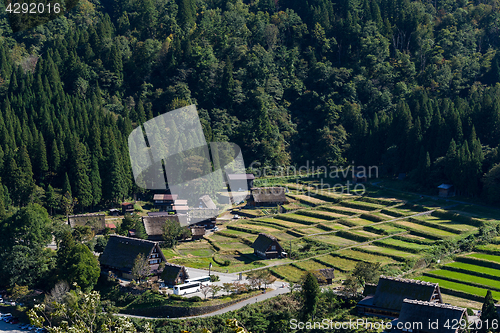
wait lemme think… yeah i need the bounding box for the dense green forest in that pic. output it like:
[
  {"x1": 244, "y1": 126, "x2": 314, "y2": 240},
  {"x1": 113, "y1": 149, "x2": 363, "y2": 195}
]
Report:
[{"x1": 1, "y1": 0, "x2": 500, "y2": 213}]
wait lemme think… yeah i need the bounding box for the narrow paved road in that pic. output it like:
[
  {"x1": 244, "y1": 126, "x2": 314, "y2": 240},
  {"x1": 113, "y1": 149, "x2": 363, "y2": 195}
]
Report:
[{"x1": 117, "y1": 282, "x2": 290, "y2": 320}]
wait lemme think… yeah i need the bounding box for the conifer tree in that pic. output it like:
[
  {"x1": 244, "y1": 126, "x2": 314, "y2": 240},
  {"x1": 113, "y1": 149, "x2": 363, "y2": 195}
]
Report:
[
  {"x1": 71, "y1": 142, "x2": 93, "y2": 209},
  {"x1": 63, "y1": 172, "x2": 72, "y2": 197},
  {"x1": 90, "y1": 156, "x2": 102, "y2": 208}
]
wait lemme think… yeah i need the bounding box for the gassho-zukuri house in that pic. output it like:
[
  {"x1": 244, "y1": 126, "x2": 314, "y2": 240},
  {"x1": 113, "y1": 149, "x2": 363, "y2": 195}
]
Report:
[
  {"x1": 251, "y1": 233, "x2": 286, "y2": 259},
  {"x1": 99, "y1": 235, "x2": 166, "y2": 280},
  {"x1": 357, "y1": 276, "x2": 443, "y2": 319},
  {"x1": 391, "y1": 299, "x2": 467, "y2": 333}
]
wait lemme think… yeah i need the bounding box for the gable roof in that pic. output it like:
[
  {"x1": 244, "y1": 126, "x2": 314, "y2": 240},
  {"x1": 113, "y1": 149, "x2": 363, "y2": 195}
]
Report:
[
  {"x1": 199, "y1": 195, "x2": 217, "y2": 209},
  {"x1": 372, "y1": 276, "x2": 439, "y2": 312},
  {"x1": 143, "y1": 215, "x2": 180, "y2": 237},
  {"x1": 153, "y1": 194, "x2": 178, "y2": 201},
  {"x1": 319, "y1": 268, "x2": 335, "y2": 280},
  {"x1": 251, "y1": 233, "x2": 280, "y2": 252},
  {"x1": 227, "y1": 174, "x2": 255, "y2": 181},
  {"x1": 397, "y1": 299, "x2": 466, "y2": 333},
  {"x1": 251, "y1": 187, "x2": 286, "y2": 203},
  {"x1": 68, "y1": 214, "x2": 106, "y2": 231},
  {"x1": 438, "y1": 184, "x2": 453, "y2": 189},
  {"x1": 99, "y1": 235, "x2": 159, "y2": 272},
  {"x1": 161, "y1": 263, "x2": 189, "y2": 285}
]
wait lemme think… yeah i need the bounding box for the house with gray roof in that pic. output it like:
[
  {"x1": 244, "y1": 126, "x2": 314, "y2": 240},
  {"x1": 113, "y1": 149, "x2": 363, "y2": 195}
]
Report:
[
  {"x1": 251, "y1": 233, "x2": 285, "y2": 259},
  {"x1": 357, "y1": 276, "x2": 443, "y2": 319},
  {"x1": 99, "y1": 235, "x2": 166, "y2": 280},
  {"x1": 142, "y1": 215, "x2": 184, "y2": 241},
  {"x1": 318, "y1": 268, "x2": 335, "y2": 285},
  {"x1": 391, "y1": 299, "x2": 466, "y2": 333},
  {"x1": 68, "y1": 214, "x2": 106, "y2": 233},
  {"x1": 248, "y1": 187, "x2": 286, "y2": 207}
]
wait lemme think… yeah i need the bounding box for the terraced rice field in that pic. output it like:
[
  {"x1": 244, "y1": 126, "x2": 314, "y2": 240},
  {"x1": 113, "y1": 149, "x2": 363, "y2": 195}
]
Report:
[
  {"x1": 467, "y1": 253, "x2": 500, "y2": 264},
  {"x1": 286, "y1": 194, "x2": 328, "y2": 206},
  {"x1": 337, "y1": 249, "x2": 398, "y2": 265},
  {"x1": 295, "y1": 210, "x2": 340, "y2": 220},
  {"x1": 425, "y1": 270, "x2": 500, "y2": 291},
  {"x1": 346, "y1": 218, "x2": 377, "y2": 226},
  {"x1": 278, "y1": 213, "x2": 326, "y2": 224},
  {"x1": 393, "y1": 220, "x2": 458, "y2": 239},
  {"x1": 363, "y1": 224, "x2": 406, "y2": 235},
  {"x1": 373, "y1": 238, "x2": 428, "y2": 253},
  {"x1": 315, "y1": 207, "x2": 354, "y2": 217},
  {"x1": 356, "y1": 245, "x2": 419, "y2": 261},
  {"x1": 444, "y1": 262, "x2": 500, "y2": 279},
  {"x1": 313, "y1": 234, "x2": 359, "y2": 247},
  {"x1": 416, "y1": 276, "x2": 500, "y2": 301},
  {"x1": 412, "y1": 215, "x2": 477, "y2": 233},
  {"x1": 294, "y1": 259, "x2": 331, "y2": 271},
  {"x1": 316, "y1": 255, "x2": 360, "y2": 272},
  {"x1": 271, "y1": 265, "x2": 306, "y2": 282},
  {"x1": 475, "y1": 244, "x2": 500, "y2": 255}
]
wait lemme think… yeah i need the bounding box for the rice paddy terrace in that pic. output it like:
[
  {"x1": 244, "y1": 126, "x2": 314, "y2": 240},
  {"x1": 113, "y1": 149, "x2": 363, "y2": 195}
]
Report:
[{"x1": 165, "y1": 180, "x2": 500, "y2": 308}]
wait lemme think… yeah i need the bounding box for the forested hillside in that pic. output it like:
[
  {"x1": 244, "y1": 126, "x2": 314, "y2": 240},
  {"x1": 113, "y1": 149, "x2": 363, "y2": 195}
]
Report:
[{"x1": 1, "y1": 0, "x2": 500, "y2": 212}]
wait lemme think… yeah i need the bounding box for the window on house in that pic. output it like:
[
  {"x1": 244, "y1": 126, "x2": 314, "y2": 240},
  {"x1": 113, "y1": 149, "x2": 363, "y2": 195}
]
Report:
[{"x1": 271, "y1": 245, "x2": 276, "y2": 250}]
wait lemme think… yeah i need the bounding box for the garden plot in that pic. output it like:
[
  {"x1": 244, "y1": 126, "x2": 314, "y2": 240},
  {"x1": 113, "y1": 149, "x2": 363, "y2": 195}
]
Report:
[
  {"x1": 393, "y1": 220, "x2": 458, "y2": 239},
  {"x1": 340, "y1": 200, "x2": 384, "y2": 211},
  {"x1": 397, "y1": 234, "x2": 435, "y2": 245},
  {"x1": 234, "y1": 222, "x2": 284, "y2": 234},
  {"x1": 356, "y1": 245, "x2": 418, "y2": 261},
  {"x1": 298, "y1": 226, "x2": 334, "y2": 235},
  {"x1": 320, "y1": 222, "x2": 350, "y2": 231},
  {"x1": 294, "y1": 259, "x2": 331, "y2": 271},
  {"x1": 336, "y1": 249, "x2": 397, "y2": 265},
  {"x1": 320, "y1": 206, "x2": 360, "y2": 216},
  {"x1": 337, "y1": 229, "x2": 381, "y2": 242},
  {"x1": 373, "y1": 238, "x2": 428, "y2": 253},
  {"x1": 315, "y1": 254, "x2": 360, "y2": 272},
  {"x1": 220, "y1": 229, "x2": 259, "y2": 241},
  {"x1": 271, "y1": 264, "x2": 306, "y2": 282},
  {"x1": 344, "y1": 218, "x2": 377, "y2": 226},
  {"x1": 176, "y1": 241, "x2": 215, "y2": 257}
]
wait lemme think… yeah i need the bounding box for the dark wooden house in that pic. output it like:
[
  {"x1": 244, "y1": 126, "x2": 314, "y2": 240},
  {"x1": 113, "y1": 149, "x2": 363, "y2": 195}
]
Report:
[
  {"x1": 249, "y1": 187, "x2": 286, "y2": 207},
  {"x1": 142, "y1": 215, "x2": 183, "y2": 241},
  {"x1": 352, "y1": 166, "x2": 367, "y2": 183},
  {"x1": 191, "y1": 225, "x2": 205, "y2": 240},
  {"x1": 357, "y1": 276, "x2": 443, "y2": 319},
  {"x1": 496, "y1": 304, "x2": 500, "y2": 321},
  {"x1": 251, "y1": 233, "x2": 285, "y2": 259},
  {"x1": 392, "y1": 299, "x2": 466, "y2": 333},
  {"x1": 121, "y1": 202, "x2": 134, "y2": 215},
  {"x1": 318, "y1": 268, "x2": 335, "y2": 285},
  {"x1": 99, "y1": 235, "x2": 166, "y2": 280},
  {"x1": 68, "y1": 214, "x2": 106, "y2": 233},
  {"x1": 438, "y1": 184, "x2": 455, "y2": 197},
  {"x1": 153, "y1": 194, "x2": 178, "y2": 211},
  {"x1": 227, "y1": 173, "x2": 255, "y2": 190},
  {"x1": 161, "y1": 263, "x2": 189, "y2": 286}
]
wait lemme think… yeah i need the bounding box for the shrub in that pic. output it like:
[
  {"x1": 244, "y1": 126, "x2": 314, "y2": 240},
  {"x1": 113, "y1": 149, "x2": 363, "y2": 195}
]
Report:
[
  {"x1": 187, "y1": 296, "x2": 202, "y2": 302},
  {"x1": 210, "y1": 275, "x2": 220, "y2": 282},
  {"x1": 223, "y1": 260, "x2": 231, "y2": 266},
  {"x1": 134, "y1": 204, "x2": 143, "y2": 212}
]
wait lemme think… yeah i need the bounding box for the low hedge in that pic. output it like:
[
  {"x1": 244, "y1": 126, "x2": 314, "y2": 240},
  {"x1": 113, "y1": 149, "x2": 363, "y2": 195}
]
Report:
[
  {"x1": 296, "y1": 210, "x2": 337, "y2": 221},
  {"x1": 275, "y1": 214, "x2": 317, "y2": 225},
  {"x1": 336, "y1": 219, "x2": 358, "y2": 227},
  {"x1": 286, "y1": 229, "x2": 305, "y2": 238},
  {"x1": 373, "y1": 240, "x2": 423, "y2": 254},
  {"x1": 358, "y1": 196, "x2": 397, "y2": 206},
  {"x1": 423, "y1": 272, "x2": 500, "y2": 292},
  {"x1": 393, "y1": 235, "x2": 435, "y2": 245},
  {"x1": 336, "y1": 230, "x2": 373, "y2": 243},
  {"x1": 247, "y1": 220, "x2": 287, "y2": 230},
  {"x1": 205, "y1": 237, "x2": 221, "y2": 251}
]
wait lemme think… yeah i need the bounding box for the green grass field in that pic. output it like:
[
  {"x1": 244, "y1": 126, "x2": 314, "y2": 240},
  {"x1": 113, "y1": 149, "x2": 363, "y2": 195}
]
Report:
[
  {"x1": 476, "y1": 244, "x2": 500, "y2": 255},
  {"x1": 313, "y1": 234, "x2": 359, "y2": 247}
]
